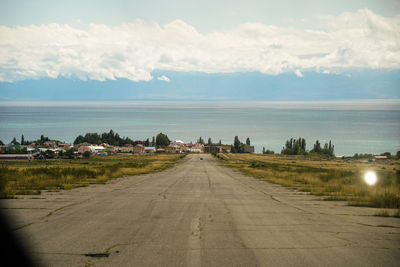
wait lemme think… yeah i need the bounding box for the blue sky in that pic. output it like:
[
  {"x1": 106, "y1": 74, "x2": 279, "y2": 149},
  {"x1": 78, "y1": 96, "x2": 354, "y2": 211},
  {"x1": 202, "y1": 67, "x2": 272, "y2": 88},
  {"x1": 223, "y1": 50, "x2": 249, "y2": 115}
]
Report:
[
  {"x1": 1, "y1": 0, "x2": 399, "y2": 32},
  {"x1": 0, "y1": 0, "x2": 399, "y2": 100}
]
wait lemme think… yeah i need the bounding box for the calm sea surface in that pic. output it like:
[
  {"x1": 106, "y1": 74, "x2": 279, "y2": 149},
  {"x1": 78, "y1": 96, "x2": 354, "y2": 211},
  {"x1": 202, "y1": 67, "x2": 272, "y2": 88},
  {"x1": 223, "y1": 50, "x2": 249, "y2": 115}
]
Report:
[{"x1": 1, "y1": 101, "x2": 399, "y2": 156}]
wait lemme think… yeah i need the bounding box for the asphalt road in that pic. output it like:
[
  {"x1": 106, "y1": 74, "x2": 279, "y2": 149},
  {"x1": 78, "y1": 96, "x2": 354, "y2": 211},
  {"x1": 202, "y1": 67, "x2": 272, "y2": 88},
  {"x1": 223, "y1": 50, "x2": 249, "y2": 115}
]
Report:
[{"x1": 2, "y1": 154, "x2": 400, "y2": 266}]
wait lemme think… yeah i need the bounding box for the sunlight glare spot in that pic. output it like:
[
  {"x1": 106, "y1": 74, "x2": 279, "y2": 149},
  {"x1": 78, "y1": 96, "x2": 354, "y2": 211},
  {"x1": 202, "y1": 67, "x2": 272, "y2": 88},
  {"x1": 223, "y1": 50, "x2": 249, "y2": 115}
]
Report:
[{"x1": 364, "y1": 171, "x2": 377, "y2": 186}]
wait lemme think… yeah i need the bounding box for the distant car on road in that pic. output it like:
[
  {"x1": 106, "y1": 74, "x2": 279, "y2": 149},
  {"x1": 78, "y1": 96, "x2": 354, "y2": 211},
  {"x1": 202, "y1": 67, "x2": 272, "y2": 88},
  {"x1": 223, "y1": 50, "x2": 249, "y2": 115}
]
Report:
[{"x1": 200, "y1": 157, "x2": 203, "y2": 160}]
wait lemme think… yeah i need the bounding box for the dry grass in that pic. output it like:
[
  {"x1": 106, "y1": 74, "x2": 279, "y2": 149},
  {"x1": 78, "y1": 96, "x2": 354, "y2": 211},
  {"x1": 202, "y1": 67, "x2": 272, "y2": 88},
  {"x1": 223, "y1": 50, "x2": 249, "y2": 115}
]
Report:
[
  {"x1": 0, "y1": 154, "x2": 185, "y2": 197},
  {"x1": 374, "y1": 209, "x2": 400, "y2": 218},
  {"x1": 215, "y1": 153, "x2": 400, "y2": 209}
]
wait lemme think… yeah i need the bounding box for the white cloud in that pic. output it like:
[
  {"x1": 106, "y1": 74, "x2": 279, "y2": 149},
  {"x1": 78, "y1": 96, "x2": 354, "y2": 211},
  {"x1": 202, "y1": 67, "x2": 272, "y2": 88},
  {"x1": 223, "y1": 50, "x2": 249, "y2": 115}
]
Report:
[
  {"x1": 294, "y1": 69, "x2": 304, "y2": 78},
  {"x1": 157, "y1": 75, "x2": 170, "y2": 82},
  {"x1": 0, "y1": 8, "x2": 399, "y2": 82}
]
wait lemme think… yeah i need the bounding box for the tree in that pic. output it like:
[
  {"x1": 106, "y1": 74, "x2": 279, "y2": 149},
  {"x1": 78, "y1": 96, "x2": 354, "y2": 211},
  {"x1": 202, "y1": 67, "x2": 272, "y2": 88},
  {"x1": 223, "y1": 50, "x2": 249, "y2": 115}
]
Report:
[
  {"x1": 197, "y1": 137, "x2": 204, "y2": 144},
  {"x1": 231, "y1": 136, "x2": 244, "y2": 153},
  {"x1": 21, "y1": 135, "x2": 25, "y2": 145},
  {"x1": 0, "y1": 140, "x2": 3, "y2": 145},
  {"x1": 156, "y1": 133, "x2": 170, "y2": 147},
  {"x1": 263, "y1": 148, "x2": 274, "y2": 154},
  {"x1": 246, "y1": 137, "x2": 250, "y2": 146},
  {"x1": 65, "y1": 148, "x2": 75, "y2": 159},
  {"x1": 218, "y1": 140, "x2": 222, "y2": 145},
  {"x1": 144, "y1": 138, "x2": 150, "y2": 146},
  {"x1": 396, "y1": 151, "x2": 400, "y2": 159},
  {"x1": 208, "y1": 138, "x2": 212, "y2": 145},
  {"x1": 281, "y1": 137, "x2": 306, "y2": 155},
  {"x1": 11, "y1": 137, "x2": 20, "y2": 145},
  {"x1": 311, "y1": 139, "x2": 334, "y2": 157},
  {"x1": 74, "y1": 135, "x2": 85, "y2": 145},
  {"x1": 152, "y1": 136, "x2": 155, "y2": 146},
  {"x1": 74, "y1": 130, "x2": 133, "y2": 146},
  {"x1": 82, "y1": 151, "x2": 91, "y2": 159},
  {"x1": 301, "y1": 138, "x2": 306, "y2": 151},
  {"x1": 44, "y1": 150, "x2": 55, "y2": 159},
  {"x1": 233, "y1": 136, "x2": 240, "y2": 152},
  {"x1": 312, "y1": 140, "x2": 321, "y2": 153}
]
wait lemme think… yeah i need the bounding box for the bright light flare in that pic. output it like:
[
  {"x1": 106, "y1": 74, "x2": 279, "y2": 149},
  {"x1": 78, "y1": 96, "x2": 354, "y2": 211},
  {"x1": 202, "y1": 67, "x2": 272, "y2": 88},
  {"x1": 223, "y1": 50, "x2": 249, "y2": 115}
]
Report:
[{"x1": 364, "y1": 171, "x2": 377, "y2": 186}]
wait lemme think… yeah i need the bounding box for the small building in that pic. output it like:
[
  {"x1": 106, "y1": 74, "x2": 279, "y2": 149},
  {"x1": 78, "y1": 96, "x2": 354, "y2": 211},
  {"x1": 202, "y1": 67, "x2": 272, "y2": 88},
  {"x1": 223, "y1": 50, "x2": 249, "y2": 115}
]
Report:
[
  {"x1": 27, "y1": 147, "x2": 39, "y2": 154},
  {"x1": 117, "y1": 145, "x2": 134, "y2": 153},
  {"x1": 156, "y1": 148, "x2": 166, "y2": 153},
  {"x1": 57, "y1": 143, "x2": 71, "y2": 149},
  {"x1": 165, "y1": 146, "x2": 179, "y2": 153},
  {"x1": 74, "y1": 142, "x2": 91, "y2": 149},
  {"x1": 204, "y1": 144, "x2": 232, "y2": 153},
  {"x1": 185, "y1": 143, "x2": 204, "y2": 153},
  {"x1": 243, "y1": 145, "x2": 255, "y2": 153},
  {"x1": 132, "y1": 144, "x2": 145, "y2": 154},
  {"x1": 90, "y1": 145, "x2": 105, "y2": 154},
  {"x1": 170, "y1": 140, "x2": 185, "y2": 147},
  {"x1": 43, "y1": 141, "x2": 56, "y2": 147},
  {"x1": 204, "y1": 145, "x2": 222, "y2": 153},
  {"x1": 78, "y1": 146, "x2": 91, "y2": 153},
  {"x1": 220, "y1": 145, "x2": 231, "y2": 153},
  {"x1": 134, "y1": 140, "x2": 146, "y2": 146},
  {"x1": 144, "y1": 147, "x2": 156, "y2": 154}
]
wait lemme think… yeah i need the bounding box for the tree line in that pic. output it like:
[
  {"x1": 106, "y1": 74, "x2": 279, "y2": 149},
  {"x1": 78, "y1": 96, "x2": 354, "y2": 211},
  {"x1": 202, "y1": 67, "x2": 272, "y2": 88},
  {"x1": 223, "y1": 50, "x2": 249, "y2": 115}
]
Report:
[
  {"x1": 73, "y1": 129, "x2": 134, "y2": 146},
  {"x1": 280, "y1": 137, "x2": 335, "y2": 157},
  {"x1": 231, "y1": 136, "x2": 251, "y2": 153},
  {"x1": 73, "y1": 130, "x2": 172, "y2": 148}
]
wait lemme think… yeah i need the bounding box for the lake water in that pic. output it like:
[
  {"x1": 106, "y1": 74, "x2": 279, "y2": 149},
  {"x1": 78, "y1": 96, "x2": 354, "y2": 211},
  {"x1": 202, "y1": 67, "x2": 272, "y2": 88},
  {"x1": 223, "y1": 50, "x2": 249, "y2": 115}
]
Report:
[{"x1": 1, "y1": 100, "x2": 399, "y2": 156}]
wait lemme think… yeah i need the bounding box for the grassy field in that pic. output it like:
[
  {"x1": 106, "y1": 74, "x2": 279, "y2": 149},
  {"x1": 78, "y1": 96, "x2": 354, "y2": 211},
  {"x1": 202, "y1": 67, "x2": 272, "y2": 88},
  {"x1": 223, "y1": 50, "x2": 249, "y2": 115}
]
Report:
[
  {"x1": 215, "y1": 153, "x2": 400, "y2": 214},
  {"x1": 0, "y1": 154, "x2": 185, "y2": 198}
]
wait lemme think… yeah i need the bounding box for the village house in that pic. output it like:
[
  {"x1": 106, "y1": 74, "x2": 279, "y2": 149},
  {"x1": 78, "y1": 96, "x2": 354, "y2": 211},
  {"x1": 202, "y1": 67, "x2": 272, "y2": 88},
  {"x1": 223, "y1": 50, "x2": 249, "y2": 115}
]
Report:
[
  {"x1": 170, "y1": 140, "x2": 185, "y2": 147},
  {"x1": 243, "y1": 145, "x2": 255, "y2": 153},
  {"x1": 144, "y1": 147, "x2": 156, "y2": 153},
  {"x1": 116, "y1": 144, "x2": 134, "y2": 153},
  {"x1": 156, "y1": 148, "x2": 166, "y2": 153},
  {"x1": 74, "y1": 142, "x2": 91, "y2": 149},
  {"x1": 27, "y1": 147, "x2": 40, "y2": 154},
  {"x1": 165, "y1": 145, "x2": 180, "y2": 153},
  {"x1": 203, "y1": 144, "x2": 232, "y2": 153},
  {"x1": 39, "y1": 147, "x2": 64, "y2": 154},
  {"x1": 134, "y1": 140, "x2": 146, "y2": 146},
  {"x1": 166, "y1": 141, "x2": 185, "y2": 153},
  {"x1": 132, "y1": 144, "x2": 145, "y2": 154},
  {"x1": 90, "y1": 145, "x2": 105, "y2": 154},
  {"x1": 220, "y1": 145, "x2": 231, "y2": 153},
  {"x1": 0, "y1": 145, "x2": 8, "y2": 153},
  {"x1": 204, "y1": 145, "x2": 221, "y2": 153},
  {"x1": 57, "y1": 143, "x2": 71, "y2": 149},
  {"x1": 184, "y1": 143, "x2": 204, "y2": 153},
  {"x1": 78, "y1": 145, "x2": 91, "y2": 154},
  {"x1": 43, "y1": 141, "x2": 57, "y2": 147}
]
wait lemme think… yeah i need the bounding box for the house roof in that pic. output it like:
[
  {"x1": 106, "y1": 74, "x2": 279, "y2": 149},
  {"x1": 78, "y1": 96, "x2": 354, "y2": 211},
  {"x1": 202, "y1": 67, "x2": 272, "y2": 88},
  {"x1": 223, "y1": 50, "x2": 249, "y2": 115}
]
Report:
[{"x1": 90, "y1": 146, "x2": 105, "y2": 150}]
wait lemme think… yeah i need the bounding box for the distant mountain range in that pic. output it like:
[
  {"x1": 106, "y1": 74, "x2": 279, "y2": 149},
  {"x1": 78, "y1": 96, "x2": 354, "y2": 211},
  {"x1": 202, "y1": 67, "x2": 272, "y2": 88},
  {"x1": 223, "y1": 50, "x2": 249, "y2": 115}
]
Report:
[{"x1": 1, "y1": 70, "x2": 399, "y2": 101}]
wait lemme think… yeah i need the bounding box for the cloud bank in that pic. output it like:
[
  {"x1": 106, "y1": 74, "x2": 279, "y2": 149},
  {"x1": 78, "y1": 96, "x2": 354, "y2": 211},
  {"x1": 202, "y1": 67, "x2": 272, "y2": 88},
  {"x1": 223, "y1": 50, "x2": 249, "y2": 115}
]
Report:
[{"x1": 0, "y1": 8, "x2": 399, "y2": 82}]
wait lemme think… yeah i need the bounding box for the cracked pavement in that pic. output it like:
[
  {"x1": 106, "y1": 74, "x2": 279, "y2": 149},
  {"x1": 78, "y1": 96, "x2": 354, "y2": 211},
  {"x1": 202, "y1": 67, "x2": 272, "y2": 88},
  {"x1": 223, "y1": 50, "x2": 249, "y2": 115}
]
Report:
[{"x1": 1, "y1": 154, "x2": 399, "y2": 266}]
